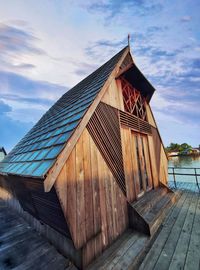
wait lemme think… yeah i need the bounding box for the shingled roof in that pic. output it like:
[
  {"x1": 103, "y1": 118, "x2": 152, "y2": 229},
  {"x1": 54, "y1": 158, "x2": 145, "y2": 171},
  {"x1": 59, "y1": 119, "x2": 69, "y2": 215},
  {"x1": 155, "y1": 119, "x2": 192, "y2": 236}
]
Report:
[{"x1": 0, "y1": 46, "x2": 128, "y2": 178}]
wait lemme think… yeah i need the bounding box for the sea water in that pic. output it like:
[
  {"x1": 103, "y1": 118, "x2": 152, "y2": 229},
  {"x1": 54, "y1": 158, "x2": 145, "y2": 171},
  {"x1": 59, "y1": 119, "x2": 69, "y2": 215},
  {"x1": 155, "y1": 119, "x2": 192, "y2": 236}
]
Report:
[{"x1": 168, "y1": 155, "x2": 200, "y2": 183}]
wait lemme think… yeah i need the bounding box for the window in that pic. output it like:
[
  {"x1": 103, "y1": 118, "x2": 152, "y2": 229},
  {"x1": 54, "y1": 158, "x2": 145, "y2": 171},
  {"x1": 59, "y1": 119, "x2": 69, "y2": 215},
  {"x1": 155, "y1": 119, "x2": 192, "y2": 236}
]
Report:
[{"x1": 121, "y1": 78, "x2": 147, "y2": 121}]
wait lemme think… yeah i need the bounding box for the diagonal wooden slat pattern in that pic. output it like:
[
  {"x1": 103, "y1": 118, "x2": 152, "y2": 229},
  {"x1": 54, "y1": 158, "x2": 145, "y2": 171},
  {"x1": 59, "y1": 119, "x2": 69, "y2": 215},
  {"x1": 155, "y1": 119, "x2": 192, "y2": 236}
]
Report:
[
  {"x1": 87, "y1": 102, "x2": 126, "y2": 195},
  {"x1": 119, "y1": 110, "x2": 152, "y2": 135}
]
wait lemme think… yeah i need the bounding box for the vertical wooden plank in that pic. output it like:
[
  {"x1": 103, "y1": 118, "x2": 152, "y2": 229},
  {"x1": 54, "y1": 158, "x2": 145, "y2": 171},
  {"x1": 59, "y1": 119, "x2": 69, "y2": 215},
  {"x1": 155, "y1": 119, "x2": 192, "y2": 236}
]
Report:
[
  {"x1": 90, "y1": 136, "x2": 102, "y2": 256},
  {"x1": 116, "y1": 79, "x2": 125, "y2": 111},
  {"x1": 121, "y1": 126, "x2": 135, "y2": 202},
  {"x1": 66, "y1": 148, "x2": 77, "y2": 246},
  {"x1": 97, "y1": 149, "x2": 108, "y2": 249},
  {"x1": 110, "y1": 171, "x2": 117, "y2": 239},
  {"x1": 104, "y1": 160, "x2": 114, "y2": 245},
  {"x1": 160, "y1": 147, "x2": 168, "y2": 184},
  {"x1": 76, "y1": 135, "x2": 86, "y2": 248},
  {"x1": 130, "y1": 132, "x2": 140, "y2": 198},
  {"x1": 55, "y1": 163, "x2": 67, "y2": 215},
  {"x1": 112, "y1": 172, "x2": 128, "y2": 237},
  {"x1": 148, "y1": 135, "x2": 159, "y2": 188},
  {"x1": 107, "y1": 80, "x2": 119, "y2": 109},
  {"x1": 82, "y1": 129, "x2": 95, "y2": 266},
  {"x1": 82, "y1": 129, "x2": 94, "y2": 241},
  {"x1": 146, "y1": 104, "x2": 156, "y2": 127},
  {"x1": 101, "y1": 79, "x2": 124, "y2": 110},
  {"x1": 101, "y1": 84, "x2": 111, "y2": 106},
  {"x1": 151, "y1": 127, "x2": 161, "y2": 176},
  {"x1": 137, "y1": 134, "x2": 146, "y2": 192},
  {"x1": 143, "y1": 136, "x2": 153, "y2": 189}
]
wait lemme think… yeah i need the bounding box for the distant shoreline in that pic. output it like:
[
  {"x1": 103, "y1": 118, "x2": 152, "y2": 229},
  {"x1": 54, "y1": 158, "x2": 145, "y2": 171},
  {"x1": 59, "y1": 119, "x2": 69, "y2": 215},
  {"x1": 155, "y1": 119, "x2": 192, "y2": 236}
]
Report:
[{"x1": 168, "y1": 153, "x2": 200, "y2": 157}]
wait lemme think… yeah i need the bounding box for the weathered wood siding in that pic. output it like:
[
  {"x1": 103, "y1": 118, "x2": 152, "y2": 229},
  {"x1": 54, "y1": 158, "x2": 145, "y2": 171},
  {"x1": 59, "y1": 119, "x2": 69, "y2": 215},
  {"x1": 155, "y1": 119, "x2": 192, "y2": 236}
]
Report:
[
  {"x1": 121, "y1": 127, "x2": 155, "y2": 200},
  {"x1": 146, "y1": 104, "x2": 156, "y2": 127},
  {"x1": 120, "y1": 126, "x2": 136, "y2": 202},
  {"x1": 0, "y1": 175, "x2": 81, "y2": 267},
  {"x1": 101, "y1": 79, "x2": 168, "y2": 191},
  {"x1": 101, "y1": 79, "x2": 124, "y2": 110},
  {"x1": 0, "y1": 174, "x2": 70, "y2": 237},
  {"x1": 55, "y1": 128, "x2": 128, "y2": 267},
  {"x1": 146, "y1": 105, "x2": 168, "y2": 184}
]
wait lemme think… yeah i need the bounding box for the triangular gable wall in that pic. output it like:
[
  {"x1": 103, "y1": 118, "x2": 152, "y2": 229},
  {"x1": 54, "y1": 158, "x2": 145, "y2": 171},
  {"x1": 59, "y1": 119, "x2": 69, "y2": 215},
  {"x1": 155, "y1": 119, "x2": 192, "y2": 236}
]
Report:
[
  {"x1": 44, "y1": 47, "x2": 130, "y2": 192},
  {"x1": 54, "y1": 128, "x2": 128, "y2": 252}
]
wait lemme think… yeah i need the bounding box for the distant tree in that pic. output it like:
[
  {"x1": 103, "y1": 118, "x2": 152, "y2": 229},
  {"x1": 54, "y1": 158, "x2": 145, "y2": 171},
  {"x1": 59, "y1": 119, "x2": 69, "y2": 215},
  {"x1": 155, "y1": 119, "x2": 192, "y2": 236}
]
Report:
[
  {"x1": 179, "y1": 143, "x2": 192, "y2": 154},
  {"x1": 165, "y1": 142, "x2": 192, "y2": 153},
  {"x1": 168, "y1": 143, "x2": 180, "y2": 152}
]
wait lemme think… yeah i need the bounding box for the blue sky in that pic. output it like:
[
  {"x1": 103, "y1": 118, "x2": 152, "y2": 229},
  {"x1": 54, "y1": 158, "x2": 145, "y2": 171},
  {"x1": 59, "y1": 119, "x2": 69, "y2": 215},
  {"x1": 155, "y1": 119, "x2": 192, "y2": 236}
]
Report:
[{"x1": 0, "y1": 0, "x2": 199, "y2": 152}]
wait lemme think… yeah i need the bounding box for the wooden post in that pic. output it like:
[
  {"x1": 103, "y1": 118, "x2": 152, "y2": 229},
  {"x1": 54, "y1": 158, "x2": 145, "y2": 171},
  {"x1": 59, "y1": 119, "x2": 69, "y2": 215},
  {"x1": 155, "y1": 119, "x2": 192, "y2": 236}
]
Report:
[
  {"x1": 194, "y1": 168, "x2": 200, "y2": 192},
  {"x1": 172, "y1": 168, "x2": 177, "y2": 189}
]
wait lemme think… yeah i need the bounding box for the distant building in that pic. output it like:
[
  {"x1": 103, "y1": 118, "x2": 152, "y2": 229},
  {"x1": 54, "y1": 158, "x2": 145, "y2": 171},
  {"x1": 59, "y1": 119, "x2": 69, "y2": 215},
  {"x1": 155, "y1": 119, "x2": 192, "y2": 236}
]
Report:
[
  {"x1": 0, "y1": 147, "x2": 7, "y2": 161},
  {"x1": 191, "y1": 148, "x2": 200, "y2": 154},
  {"x1": 168, "y1": 151, "x2": 179, "y2": 157}
]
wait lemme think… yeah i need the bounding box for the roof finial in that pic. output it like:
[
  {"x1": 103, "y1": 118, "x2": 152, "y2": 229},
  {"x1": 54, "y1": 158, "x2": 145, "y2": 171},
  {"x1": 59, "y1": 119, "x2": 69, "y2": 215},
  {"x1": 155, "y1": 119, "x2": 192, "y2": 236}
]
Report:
[{"x1": 128, "y1": 33, "x2": 130, "y2": 47}]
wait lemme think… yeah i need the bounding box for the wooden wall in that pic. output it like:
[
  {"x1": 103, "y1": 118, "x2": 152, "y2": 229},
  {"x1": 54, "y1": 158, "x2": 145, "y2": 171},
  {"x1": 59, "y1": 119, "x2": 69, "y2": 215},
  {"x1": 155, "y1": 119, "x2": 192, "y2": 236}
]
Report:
[
  {"x1": 0, "y1": 174, "x2": 70, "y2": 237},
  {"x1": 101, "y1": 79, "x2": 168, "y2": 188},
  {"x1": 0, "y1": 175, "x2": 81, "y2": 267},
  {"x1": 101, "y1": 79, "x2": 124, "y2": 110},
  {"x1": 121, "y1": 126, "x2": 156, "y2": 202},
  {"x1": 55, "y1": 128, "x2": 128, "y2": 268},
  {"x1": 146, "y1": 105, "x2": 168, "y2": 185},
  {"x1": 120, "y1": 126, "x2": 136, "y2": 202}
]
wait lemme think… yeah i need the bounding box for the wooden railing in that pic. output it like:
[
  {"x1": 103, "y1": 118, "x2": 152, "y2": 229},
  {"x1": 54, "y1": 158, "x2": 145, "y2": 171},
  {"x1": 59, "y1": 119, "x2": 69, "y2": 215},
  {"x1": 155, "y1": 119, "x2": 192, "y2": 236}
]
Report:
[{"x1": 168, "y1": 167, "x2": 200, "y2": 191}]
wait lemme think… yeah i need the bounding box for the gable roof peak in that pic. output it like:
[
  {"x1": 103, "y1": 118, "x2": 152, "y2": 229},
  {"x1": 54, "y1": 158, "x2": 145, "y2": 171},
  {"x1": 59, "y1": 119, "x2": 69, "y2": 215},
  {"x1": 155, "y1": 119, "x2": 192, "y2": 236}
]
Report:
[{"x1": 0, "y1": 46, "x2": 129, "y2": 180}]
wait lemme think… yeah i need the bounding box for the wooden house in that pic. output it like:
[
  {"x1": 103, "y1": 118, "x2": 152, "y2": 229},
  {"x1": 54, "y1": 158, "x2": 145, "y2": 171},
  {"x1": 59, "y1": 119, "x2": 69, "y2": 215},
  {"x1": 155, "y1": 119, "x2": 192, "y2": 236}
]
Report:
[{"x1": 0, "y1": 46, "x2": 175, "y2": 269}]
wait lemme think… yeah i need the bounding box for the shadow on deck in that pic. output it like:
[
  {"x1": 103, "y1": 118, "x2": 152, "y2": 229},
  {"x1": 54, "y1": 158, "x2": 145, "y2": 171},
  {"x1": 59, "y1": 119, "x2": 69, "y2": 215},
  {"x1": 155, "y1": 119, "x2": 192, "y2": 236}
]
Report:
[
  {"x1": 0, "y1": 200, "x2": 75, "y2": 270},
  {"x1": 1, "y1": 189, "x2": 199, "y2": 270}
]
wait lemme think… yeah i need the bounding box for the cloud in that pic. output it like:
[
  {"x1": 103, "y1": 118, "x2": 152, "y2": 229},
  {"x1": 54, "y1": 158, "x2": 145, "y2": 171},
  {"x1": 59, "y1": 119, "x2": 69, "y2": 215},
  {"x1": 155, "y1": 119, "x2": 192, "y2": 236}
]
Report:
[
  {"x1": 0, "y1": 23, "x2": 44, "y2": 55},
  {"x1": 180, "y1": 16, "x2": 192, "y2": 22},
  {"x1": 0, "y1": 99, "x2": 33, "y2": 152},
  {"x1": 0, "y1": 23, "x2": 45, "y2": 74},
  {"x1": 0, "y1": 111, "x2": 33, "y2": 153},
  {"x1": 0, "y1": 72, "x2": 68, "y2": 151},
  {"x1": 0, "y1": 100, "x2": 12, "y2": 114},
  {"x1": 0, "y1": 70, "x2": 68, "y2": 123},
  {"x1": 0, "y1": 70, "x2": 67, "y2": 100},
  {"x1": 84, "y1": 37, "x2": 127, "y2": 62},
  {"x1": 86, "y1": 0, "x2": 163, "y2": 19}
]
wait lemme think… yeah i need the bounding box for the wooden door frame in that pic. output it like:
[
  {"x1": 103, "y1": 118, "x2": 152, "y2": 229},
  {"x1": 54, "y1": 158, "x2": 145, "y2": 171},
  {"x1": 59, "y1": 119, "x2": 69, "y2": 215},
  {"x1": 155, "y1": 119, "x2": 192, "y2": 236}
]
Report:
[{"x1": 131, "y1": 131, "x2": 153, "y2": 199}]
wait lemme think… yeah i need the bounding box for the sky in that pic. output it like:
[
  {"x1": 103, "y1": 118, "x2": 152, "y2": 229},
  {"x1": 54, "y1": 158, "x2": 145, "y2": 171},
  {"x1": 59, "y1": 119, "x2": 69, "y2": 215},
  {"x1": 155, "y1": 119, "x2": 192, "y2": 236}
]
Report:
[{"x1": 0, "y1": 0, "x2": 199, "y2": 152}]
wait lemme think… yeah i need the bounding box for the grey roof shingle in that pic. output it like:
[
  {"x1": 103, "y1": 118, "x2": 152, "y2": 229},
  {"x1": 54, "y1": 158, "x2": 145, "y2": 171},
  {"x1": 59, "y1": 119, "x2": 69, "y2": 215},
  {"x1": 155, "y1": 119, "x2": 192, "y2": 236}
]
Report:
[{"x1": 0, "y1": 46, "x2": 128, "y2": 178}]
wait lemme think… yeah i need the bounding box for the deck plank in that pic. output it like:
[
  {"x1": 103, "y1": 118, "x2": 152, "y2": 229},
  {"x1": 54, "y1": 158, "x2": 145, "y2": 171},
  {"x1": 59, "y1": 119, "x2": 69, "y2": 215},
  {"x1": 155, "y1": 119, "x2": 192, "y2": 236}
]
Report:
[
  {"x1": 139, "y1": 191, "x2": 200, "y2": 270},
  {"x1": 168, "y1": 192, "x2": 198, "y2": 270},
  {"x1": 87, "y1": 230, "x2": 145, "y2": 270},
  {"x1": 184, "y1": 194, "x2": 200, "y2": 270},
  {"x1": 139, "y1": 191, "x2": 188, "y2": 270},
  {"x1": 151, "y1": 191, "x2": 193, "y2": 270},
  {"x1": 0, "y1": 200, "x2": 70, "y2": 270}
]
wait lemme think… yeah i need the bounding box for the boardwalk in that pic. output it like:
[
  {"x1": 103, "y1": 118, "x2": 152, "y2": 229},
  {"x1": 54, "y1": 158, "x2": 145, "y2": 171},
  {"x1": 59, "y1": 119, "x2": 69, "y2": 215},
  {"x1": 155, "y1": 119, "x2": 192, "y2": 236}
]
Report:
[
  {"x1": 139, "y1": 190, "x2": 200, "y2": 270},
  {"x1": 0, "y1": 200, "x2": 75, "y2": 270},
  {"x1": 169, "y1": 180, "x2": 200, "y2": 193},
  {"x1": 0, "y1": 190, "x2": 199, "y2": 270}
]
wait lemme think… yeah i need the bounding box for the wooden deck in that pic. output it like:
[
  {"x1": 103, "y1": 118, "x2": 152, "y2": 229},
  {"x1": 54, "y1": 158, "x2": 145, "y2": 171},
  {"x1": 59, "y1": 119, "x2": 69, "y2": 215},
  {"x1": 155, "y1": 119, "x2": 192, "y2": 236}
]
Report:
[
  {"x1": 0, "y1": 200, "x2": 75, "y2": 270},
  {"x1": 139, "y1": 190, "x2": 200, "y2": 270},
  {"x1": 88, "y1": 190, "x2": 200, "y2": 270},
  {"x1": 87, "y1": 229, "x2": 148, "y2": 270},
  {"x1": 1, "y1": 190, "x2": 199, "y2": 270}
]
